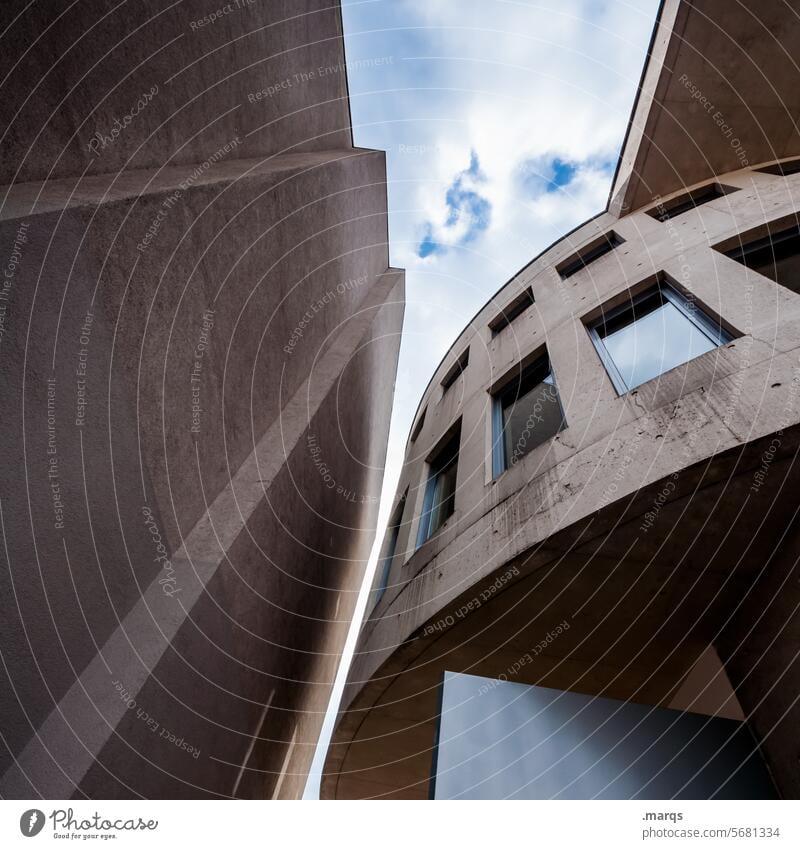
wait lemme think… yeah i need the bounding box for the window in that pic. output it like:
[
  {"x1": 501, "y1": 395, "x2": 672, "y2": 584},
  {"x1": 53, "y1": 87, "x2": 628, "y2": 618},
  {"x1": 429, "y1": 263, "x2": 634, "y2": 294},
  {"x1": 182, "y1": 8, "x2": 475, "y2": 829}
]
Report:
[
  {"x1": 416, "y1": 423, "x2": 461, "y2": 546},
  {"x1": 489, "y1": 288, "x2": 535, "y2": 335},
  {"x1": 588, "y1": 280, "x2": 732, "y2": 394},
  {"x1": 556, "y1": 232, "x2": 624, "y2": 280},
  {"x1": 410, "y1": 407, "x2": 426, "y2": 443},
  {"x1": 492, "y1": 354, "x2": 565, "y2": 477},
  {"x1": 756, "y1": 158, "x2": 800, "y2": 177},
  {"x1": 647, "y1": 183, "x2": 737, "y2": 222},
  {"x1": 374, "y1": 493, "x2": 406, "y2": 606},
  {"x1": 441, "y1": 348, "x2": 469, "y2": 392},
  {"x1": 722, "y1": 224, "x2": 800, "y2": 295}
]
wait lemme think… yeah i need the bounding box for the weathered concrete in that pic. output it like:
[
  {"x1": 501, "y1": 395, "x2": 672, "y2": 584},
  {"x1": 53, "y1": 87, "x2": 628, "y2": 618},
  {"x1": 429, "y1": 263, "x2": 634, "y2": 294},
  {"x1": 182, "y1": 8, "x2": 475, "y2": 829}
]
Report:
[
  {"x1": 611, "y1": 0, "x2": 800, "y2": 214},
  {"x1": 0, "y1": 1, "x2": 404, "y2": 799},
  {"x1": 323, "y1": 0, "x2": 800, "y2": 799}
]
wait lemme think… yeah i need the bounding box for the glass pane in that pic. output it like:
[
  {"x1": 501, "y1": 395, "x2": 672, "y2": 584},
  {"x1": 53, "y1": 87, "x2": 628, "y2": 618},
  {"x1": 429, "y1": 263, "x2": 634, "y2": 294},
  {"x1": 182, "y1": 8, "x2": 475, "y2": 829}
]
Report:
[
  {"x1": 432, "y1": 672, "x2": 777, "y2": 800},
  {"x1": 429, "y1": 459, "x2": 457, "y2": 533},
  {"x1": 502, "y1": 375, "x2": 563, "y2": 465},
  {"x1": 602, "y1": 298, "x2": 716, "y2": 391}
]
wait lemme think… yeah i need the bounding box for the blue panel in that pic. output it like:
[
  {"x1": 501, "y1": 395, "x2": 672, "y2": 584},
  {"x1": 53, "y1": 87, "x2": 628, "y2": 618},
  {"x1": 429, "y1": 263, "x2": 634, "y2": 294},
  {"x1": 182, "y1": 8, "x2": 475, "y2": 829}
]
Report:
[{"x1": 432, "y1": 672, "x2": 776, "y2": 799}]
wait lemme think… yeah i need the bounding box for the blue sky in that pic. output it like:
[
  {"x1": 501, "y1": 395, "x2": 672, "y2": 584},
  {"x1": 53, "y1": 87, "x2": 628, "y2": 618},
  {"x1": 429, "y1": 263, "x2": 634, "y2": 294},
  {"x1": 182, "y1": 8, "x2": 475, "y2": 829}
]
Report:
[{"x1": 304, "y1": 0, "x2": 660, "y2": 797}]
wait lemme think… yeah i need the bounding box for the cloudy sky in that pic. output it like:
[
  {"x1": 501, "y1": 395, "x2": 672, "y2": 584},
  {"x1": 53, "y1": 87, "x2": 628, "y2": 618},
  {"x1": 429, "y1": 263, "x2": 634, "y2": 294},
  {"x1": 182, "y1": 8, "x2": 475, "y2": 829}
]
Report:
[{"x1": 305, "y1": 0, "x2": 660, "y2": 797}]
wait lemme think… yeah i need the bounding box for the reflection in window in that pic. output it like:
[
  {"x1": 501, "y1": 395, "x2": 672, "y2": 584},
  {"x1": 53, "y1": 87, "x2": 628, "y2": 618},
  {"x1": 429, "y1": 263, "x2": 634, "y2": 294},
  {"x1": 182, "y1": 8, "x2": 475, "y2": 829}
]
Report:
[
  {"x1": 431, "y1": 671, "x2": 777, "y2": 800},
  {"x1": 492, "y1": 355, "x2": 565, "y2": 478},
  {"x1": 588, "y1": 282, "x2": 732, "y2": 394},
  {"x1": 416, "y1": 424, "x2": 460, "y2": 547},
  {"x1": 723, "y1": 225, "x2": 800, "y2": 295}
]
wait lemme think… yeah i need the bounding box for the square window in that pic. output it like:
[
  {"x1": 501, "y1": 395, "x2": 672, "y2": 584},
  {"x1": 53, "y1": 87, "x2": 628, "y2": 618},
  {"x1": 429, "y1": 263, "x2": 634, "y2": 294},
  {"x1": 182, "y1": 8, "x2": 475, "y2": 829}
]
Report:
[
  {"x1": 588, "y1": 281, "x2": 732, "y2": 394},
  {"x1": 492, "y1": 355, "x2": 566, "y2": 477},
  {"x1": 417, "y1": 423, "x2": 461, "y2": 547},
  {"x1": 722, "y1": 225, "x2": 800, "y2": 295}
]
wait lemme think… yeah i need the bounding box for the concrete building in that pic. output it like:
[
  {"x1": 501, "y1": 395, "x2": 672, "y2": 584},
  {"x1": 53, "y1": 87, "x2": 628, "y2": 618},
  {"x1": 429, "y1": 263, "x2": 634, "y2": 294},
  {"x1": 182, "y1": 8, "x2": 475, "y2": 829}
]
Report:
[
  {"x1": 323, "y1": 0, "x2": 800, "y2": 799},
  {"x1": 0, "y1": 1, "x2": 403, "y2": 798}
]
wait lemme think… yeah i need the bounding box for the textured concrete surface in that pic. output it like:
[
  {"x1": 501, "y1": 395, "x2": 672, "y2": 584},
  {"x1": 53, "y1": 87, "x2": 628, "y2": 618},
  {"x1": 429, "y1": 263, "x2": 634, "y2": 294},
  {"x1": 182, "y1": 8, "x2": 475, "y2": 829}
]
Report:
[
  {"x1": 0, "y1": 1, "x2": 404, "y2": 798},
  {"x1": 323, "y1": 1, "x2": 800, "y2": 797},
  {"x1": 611, "y1": 0, "x2": 800, "y2": 214}
]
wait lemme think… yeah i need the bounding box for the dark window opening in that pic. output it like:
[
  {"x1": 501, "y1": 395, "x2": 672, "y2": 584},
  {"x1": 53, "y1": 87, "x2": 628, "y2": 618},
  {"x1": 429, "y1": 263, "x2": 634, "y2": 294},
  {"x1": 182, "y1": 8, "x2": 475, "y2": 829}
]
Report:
[
  {"x1": 556, "y1": 232, "x2": 624, "y2": 279},
  {"x1": 647, "y1": 184, "x2": 737, "y2": 222},
  {"x1": 723, "y1": 225, "x2": 800, "y2": 295},
  {"x1": 489, "y1": 288, "x2": 535, "y2": 335},
  {"x1": 410, "y1": 407, "x2": 426, "y2": 443},
  {"x1": 756, "y1": 159, "x2": 800, "y2": 177},
  {"x1": 441, "y1": 348, "x2": 470, "y2": 392},
  {"x1": 374, "y1": 492, "x2": 406, "y2": 606},
  {"x1": 492, "y1": 355, "x2": 565, "y2": 477},
  {"x1": 417, "y1": 423, "x2": 461, "y2": 546}
]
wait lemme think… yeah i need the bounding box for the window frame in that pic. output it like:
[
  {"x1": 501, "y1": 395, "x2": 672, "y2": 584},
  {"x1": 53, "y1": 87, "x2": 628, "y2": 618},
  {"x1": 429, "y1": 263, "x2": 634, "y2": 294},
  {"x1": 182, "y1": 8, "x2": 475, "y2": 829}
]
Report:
[
  {"x1": 587, "y1": 281, "x2": 731, "y2": 395},
  {"x1": 491, "y1": 354, "x2": 566, "y2": 479},
  {"x1": 416, "y1": 423, "x2": 461, "y2": 548},
  {"x1": 374, "y1": 491, "x2": 407, "y2": 606}
]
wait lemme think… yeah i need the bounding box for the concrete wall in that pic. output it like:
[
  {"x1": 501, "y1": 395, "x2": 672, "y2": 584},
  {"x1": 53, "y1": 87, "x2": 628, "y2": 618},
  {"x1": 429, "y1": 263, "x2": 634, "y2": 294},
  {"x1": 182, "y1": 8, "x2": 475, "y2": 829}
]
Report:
[
  {"x1": 0, "y1": 1, "x2": 404, "y2": 799},
  {"x1": 0, "y1": 0, "x2": 352, "y2": 185},
  {"x1": 324, "y1": 164, "x2": 800, "y2": 798}
]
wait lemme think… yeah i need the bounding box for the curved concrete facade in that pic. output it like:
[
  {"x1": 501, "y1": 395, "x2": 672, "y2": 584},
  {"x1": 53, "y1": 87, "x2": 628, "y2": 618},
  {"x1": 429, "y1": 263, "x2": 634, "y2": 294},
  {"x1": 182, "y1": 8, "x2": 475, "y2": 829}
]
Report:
[
  {"x1": 323, "y1": 0, "x2": 800, "y2": 800},
  {"x1": 0, "y1": 1, "x2": 403, "y2": 799}
]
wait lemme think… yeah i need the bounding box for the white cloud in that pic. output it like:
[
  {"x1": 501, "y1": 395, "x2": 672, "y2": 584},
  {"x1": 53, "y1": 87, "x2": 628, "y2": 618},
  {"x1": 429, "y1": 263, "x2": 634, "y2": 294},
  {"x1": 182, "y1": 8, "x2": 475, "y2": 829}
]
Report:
[{"x1": 305, "y1": 0, "x2": 660, "y2": 797}]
